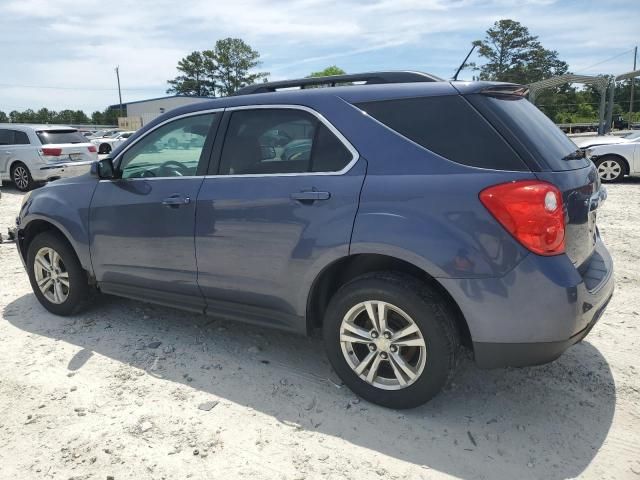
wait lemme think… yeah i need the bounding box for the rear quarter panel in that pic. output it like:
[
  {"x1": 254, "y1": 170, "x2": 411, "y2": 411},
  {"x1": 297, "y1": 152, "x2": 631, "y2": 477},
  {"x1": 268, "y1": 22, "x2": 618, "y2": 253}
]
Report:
[{"x1": 323, "y1": 98, "x2": 535, "y2": 279}]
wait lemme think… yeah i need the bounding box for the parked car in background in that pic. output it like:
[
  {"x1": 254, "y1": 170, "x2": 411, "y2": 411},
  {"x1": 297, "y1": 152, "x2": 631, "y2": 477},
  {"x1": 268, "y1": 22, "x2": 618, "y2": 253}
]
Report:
[
  {"x1": 575, "y1": 131, "x2": 640, "y2": 149},
  {"x1": 91, "y1": 131, "x2": 135, "y2": 154},
  {"x1": 14, "y1": 72, "x2": 614, "y2": 408},
  {"x1": 0, "y1": 124, "x2": 98, "y2": 191},
  {"x1": 587, "y1": 140, "x2": 640, "y2": 182}
]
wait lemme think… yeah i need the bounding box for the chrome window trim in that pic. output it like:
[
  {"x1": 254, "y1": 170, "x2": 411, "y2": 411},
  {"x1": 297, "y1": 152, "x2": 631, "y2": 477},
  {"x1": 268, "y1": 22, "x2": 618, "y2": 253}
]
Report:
[
  {"x1": 206, "y1": 104, "x2": 360, "y2": 178},
  {"x1": 112, "y1": 108, "x2": 224, "y2": 176}
]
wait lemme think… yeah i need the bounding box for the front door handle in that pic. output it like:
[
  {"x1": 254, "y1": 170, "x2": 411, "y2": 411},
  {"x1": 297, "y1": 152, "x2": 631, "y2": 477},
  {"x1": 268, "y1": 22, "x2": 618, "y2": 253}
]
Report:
[
  {"x1": 290, "y1": 191, "x2": 331, "y2": 203},
  {"x1": 162, "y1": 194, "x2": 191, "y2": 208}
]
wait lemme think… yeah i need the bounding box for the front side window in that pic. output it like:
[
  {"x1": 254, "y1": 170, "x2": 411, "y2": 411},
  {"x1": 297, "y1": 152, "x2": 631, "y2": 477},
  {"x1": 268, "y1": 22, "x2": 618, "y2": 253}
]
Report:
[
  {"x1": 119, "y1": 114, "x2": 215, "y2": 179},
  {"x1": 218, "y1": 108, "x2": 353, "y2": 175}
]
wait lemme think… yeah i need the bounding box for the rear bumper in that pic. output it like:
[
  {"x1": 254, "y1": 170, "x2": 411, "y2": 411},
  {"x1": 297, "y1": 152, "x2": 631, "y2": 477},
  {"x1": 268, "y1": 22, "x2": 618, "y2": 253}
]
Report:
[
  {"x1": 439, "y1": 235, "x2": 615, "y2": 368},
  {"x1": 473, "y1": 291, "x2": 612, "y2": 368}
]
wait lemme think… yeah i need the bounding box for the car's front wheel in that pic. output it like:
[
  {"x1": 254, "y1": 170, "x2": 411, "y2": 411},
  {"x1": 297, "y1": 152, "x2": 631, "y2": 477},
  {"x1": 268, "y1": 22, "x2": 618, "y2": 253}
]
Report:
[
  {"x1": 595, "y1": 156, "x2": 625, "y2": 182},
  {"x1": 26, "y1": 232, "x2": 89, "y2": 316},
  {"x1": 11, "y1": 162, "x2": 34, "y2": 191},
  {"x1": 323, "y1": 273, "x2": 460, "y2": 409}
]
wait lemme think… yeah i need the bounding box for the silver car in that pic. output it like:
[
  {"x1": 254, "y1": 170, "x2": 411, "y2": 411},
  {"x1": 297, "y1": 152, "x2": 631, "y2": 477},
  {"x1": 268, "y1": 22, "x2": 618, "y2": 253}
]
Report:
[{"x1": 0, "y1": 124, "x2": 98, "y2": 191}]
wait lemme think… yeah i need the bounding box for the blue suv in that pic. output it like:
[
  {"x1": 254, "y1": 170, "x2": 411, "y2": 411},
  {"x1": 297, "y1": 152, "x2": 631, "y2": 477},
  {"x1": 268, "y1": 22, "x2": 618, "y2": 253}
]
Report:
[{"x1": 15, "y1": 72, "x2": 614, "y2": 408}]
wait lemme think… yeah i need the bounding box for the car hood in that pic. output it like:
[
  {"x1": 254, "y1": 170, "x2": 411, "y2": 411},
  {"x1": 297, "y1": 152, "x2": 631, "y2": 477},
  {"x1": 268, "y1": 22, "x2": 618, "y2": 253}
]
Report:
[{"x1": 574, "y1": 136, "x2": 630, "y2": 148}]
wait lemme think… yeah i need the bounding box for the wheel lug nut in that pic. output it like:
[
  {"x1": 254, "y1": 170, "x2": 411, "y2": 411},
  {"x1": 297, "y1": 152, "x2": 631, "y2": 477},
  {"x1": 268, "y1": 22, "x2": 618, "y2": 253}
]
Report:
[
  {"x1": 380, "y1": 352, "x2": 388, "y2": 359},
  {"x1": 368, "y1": 344, "x2": 376, "y2": 351},
  {"x1": 390, "y1": 345, "x2": 397, "y2": 353},
  {"x1": 383, "y1": 331, "x2": 391, "y2": 339},
  {"x1": 371, "y1": 331, "x2": 378, "y2": 338}
]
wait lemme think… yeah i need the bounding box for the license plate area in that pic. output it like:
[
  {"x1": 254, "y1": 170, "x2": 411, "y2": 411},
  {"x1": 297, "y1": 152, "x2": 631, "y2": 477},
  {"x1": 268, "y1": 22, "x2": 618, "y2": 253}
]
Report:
[{"x1": 69, "y1": 153, "x2": 83, "y2": 161}]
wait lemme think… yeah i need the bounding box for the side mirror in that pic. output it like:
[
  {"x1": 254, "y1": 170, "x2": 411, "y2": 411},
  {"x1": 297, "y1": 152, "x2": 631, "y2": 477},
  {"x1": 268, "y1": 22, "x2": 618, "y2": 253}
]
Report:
[{"x1": 90, "y1": 157, "x2": 115, "y2": 179}]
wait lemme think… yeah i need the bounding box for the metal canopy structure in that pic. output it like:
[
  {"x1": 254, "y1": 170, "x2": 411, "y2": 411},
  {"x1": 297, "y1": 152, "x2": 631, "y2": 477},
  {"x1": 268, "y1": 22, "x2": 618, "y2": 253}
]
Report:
[
  {"x1": 528, "y1": 74, "x2": 610, "y2": 134},
  {"x1": 605, "y1": 69, "x2": 640, "y2": 132}
]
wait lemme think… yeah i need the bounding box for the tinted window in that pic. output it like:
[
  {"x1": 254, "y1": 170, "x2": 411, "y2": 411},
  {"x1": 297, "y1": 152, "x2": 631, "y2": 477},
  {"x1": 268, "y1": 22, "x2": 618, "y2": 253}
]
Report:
[
  {"x1": 356, "y1": 95, "x2": 527, "y2": 171},
  {"x1": 14, "y1": 131, "x2": 30, "y2": 144},
  {"x1": 0, "y1": 129, "x2": 30, "y2": 145},
  {"x1": 469, "y1": 94, "x2": 588, "y2": 171},
  {"x1": 219, "y1": 109, "x2": 352, "y2": 175},
  {"x1": 120, "y1": 113, "x2": 215, "y2": 179},
  {"x1": 37, "y1": 130, "x2": 86, "y2": 145},
  {"x1": 0, "y1": 129, "x2": 12, "y2": 145}
]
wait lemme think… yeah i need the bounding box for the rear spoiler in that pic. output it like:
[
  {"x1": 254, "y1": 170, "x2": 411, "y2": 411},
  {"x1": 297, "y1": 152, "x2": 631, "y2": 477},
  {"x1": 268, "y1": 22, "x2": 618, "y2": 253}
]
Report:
[{"x1": 451, "y1": 82, "x2": 529, "y2": 97}]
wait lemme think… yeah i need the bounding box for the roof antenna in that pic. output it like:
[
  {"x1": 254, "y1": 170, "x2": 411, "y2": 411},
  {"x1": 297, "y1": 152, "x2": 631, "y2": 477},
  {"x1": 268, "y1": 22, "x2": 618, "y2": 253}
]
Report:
[{"x1": 453, "y1": 42, "x2": 480, "y2": 81}]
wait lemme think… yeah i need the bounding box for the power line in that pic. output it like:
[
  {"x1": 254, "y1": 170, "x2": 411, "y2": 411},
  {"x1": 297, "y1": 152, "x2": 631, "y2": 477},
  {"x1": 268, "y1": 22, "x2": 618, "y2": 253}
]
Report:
[
  {"x1": 573, "y1": 48, "x2": 635, "y2": 73},
  {"x1": 0, "y1": 82, "x2": 161, "y2": 92}
]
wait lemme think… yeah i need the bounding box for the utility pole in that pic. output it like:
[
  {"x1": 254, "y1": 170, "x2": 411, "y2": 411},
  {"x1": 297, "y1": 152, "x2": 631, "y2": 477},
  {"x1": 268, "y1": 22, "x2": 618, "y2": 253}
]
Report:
[
  {"x1": 115, "y1": 65, "x2": 124, "y2": 120},
  {"x1": 630, "y1": 46, "x2": 637, "y2": 127}
]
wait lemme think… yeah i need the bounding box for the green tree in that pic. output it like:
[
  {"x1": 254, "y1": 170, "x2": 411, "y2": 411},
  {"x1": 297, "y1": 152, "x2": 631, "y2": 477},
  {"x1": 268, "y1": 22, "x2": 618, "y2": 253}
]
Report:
[
  {"x1": 476, "y1": 19, "x2": 568, "y2": 84},
  {"x1": 212, "y1": 38, "x2": 269, "y2": 96},
  {"x1": 308, "y1": 66, "x2": 346, "y2": 77},
  {"x1": 0, "y1": 111, "x2": 8, "y2": 122},
  {"x1": 167, "y1": 51, "x2": 214, "y2": 96}
]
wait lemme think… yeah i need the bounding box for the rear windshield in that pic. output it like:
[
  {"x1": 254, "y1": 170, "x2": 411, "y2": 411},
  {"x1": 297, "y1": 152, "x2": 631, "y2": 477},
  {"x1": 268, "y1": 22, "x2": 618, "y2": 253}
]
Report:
[
  {"x1": 355, "y1": 95, "x2": 528, "y2": 171},
  {"x1": 36, "y1": 130, "x2": 86, "y2": 145},
  {"x1": 468, "y1": 94, "x2": 589, "y2": 171}
]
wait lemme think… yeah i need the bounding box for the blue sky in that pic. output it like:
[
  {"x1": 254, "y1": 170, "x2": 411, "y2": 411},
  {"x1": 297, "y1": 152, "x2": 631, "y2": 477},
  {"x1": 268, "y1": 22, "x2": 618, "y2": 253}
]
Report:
[{"x1": 0, "y1": 0, "x2": 638, "y2": 113}]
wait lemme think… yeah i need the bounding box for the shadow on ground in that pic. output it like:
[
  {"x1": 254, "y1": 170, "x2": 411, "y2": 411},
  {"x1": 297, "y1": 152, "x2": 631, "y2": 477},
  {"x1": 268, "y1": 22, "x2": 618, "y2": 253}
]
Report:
[{"x1": 4, "y1": 292, "x2": 615, "y2": 479}]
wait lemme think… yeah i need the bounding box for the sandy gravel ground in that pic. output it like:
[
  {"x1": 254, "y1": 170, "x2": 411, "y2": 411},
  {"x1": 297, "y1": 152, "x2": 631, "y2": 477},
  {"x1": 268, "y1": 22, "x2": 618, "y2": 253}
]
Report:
[{"x1": 0, "y1": 179, "x2": 638, "y2": 480}]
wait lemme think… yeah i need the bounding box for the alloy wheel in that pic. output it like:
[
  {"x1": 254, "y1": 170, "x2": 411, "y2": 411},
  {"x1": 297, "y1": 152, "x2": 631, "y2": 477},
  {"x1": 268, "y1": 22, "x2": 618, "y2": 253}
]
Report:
[
  {"x1": 339, "y1": 300, "x2": 427, "y2": 390},
  {"x1": 34, "y1": 247, "x2": 70, "y2": 304},
  {"x1": 597, "y1": 159, "x2": 622, "y2": 181},
  {"x1": 13, "y1": 166, "x2": 29, "y2": 190}
]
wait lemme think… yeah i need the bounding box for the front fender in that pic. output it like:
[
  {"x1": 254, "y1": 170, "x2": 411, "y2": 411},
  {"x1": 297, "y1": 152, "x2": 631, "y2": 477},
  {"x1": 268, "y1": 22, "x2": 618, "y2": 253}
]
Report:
[{"x1": 17, "y1": 177, "x2": 98, "y2": 274}]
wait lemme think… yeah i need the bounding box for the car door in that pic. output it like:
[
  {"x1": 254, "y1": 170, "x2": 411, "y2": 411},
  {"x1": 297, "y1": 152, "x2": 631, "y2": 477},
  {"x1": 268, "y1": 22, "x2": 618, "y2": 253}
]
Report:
[
  {"x1": 89, "y1": 111, "x2": 220, "y2": 312},
  {"x1": 195, "y1": 106, "x2": 365, "y2": 331}
]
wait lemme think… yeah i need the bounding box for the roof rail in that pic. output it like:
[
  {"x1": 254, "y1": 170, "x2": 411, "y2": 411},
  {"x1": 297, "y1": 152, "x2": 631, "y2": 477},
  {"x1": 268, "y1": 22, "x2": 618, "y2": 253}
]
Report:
[{"x1": 234, "y1": 71, "x2": 444, "y2": 96}]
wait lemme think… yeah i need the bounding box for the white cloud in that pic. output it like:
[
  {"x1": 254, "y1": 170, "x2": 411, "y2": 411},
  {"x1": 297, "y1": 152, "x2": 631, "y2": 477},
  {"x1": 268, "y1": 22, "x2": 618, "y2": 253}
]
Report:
[{"x1": 0, "y1": 0, "x2": 637, "y2": 111}]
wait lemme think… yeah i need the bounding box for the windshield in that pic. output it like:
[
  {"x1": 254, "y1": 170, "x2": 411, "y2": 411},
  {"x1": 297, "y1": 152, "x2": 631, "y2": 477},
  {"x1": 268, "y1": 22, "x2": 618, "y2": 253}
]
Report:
[{"x1": 36, "y1": 130, "x2": 87, "y2": 145}]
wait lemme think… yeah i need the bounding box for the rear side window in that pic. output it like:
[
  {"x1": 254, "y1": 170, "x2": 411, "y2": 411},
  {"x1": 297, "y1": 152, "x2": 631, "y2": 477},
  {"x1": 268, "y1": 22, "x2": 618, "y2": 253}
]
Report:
[
  {"x1": 356, "y1": 95, "x2": 527, "y2": 171},
  {"x1": 36, "y1": 130, "x2": 86, "y2": 145},
  {"x1": 14, "y1": 131, "x2": 30, "y2": 144},
  {"x1": 468, "y1": 94, "x2": 588, "y2": 171},
  {"x1": 218, "y1": 109, "x2": 353, "y2": 175},
  {"x1": 0, "y1": 129, "x2": 30, "y2": 145}
]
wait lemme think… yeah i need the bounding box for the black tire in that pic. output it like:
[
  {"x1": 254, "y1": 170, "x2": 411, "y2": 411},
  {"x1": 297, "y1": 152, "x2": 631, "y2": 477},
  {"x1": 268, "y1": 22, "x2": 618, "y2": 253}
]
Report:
[
  {"x1": 594, "y1": 156, "x2": 625, "y2": 183},
  {"x1": 11, "y1": 162, "x2": 34, "y2": 191},
  {"x1": 323, "y1": 272, "x2": 460, "y2": 409},
  {"x1": 98, "y1": 143, "x2": 111, "y2": 154},
  {"x1": 26, "y1": 231, "x2": 89, "y2": 316}
]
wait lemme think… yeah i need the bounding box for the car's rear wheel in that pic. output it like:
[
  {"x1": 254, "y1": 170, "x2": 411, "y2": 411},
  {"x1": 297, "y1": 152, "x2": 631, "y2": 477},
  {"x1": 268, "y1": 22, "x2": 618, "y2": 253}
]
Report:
[
  {"x1": 11, "y1": 162, "x2": 34, "y2": 191},
  {"x1": 595, "y1": 156, "x2": 625, "y2": 182},
  {"x1": 323, "y1": 272, "x2": 460, "y2": 409},
  {"x1": 26, "y1": 232, "x2": 89, "y2": 316}
]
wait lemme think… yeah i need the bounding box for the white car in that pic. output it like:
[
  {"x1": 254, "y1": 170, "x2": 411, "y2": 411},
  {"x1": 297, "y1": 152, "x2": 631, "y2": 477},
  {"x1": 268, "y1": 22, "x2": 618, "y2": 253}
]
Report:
[
  {"x1": 0, "y1": 124, "x2": 98, "y2": 191},
  {"x1": 587, "y1": 141, "x2": 640, "y2": 182},
  {"x1": 91, "y1": 131, "x2": 135, "y2": 154},
  {"x1": 575, "y1": 131, "x2": 640, "y2": 149}
]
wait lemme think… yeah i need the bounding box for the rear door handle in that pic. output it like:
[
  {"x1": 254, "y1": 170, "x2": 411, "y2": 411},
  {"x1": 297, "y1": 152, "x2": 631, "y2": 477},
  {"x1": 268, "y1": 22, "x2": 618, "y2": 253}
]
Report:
[
  {"x1": 162, "y1": 194, "x2": 191, "y2": 208},
  {"x1": 290, "y1": 191, "x2": 331, "y2": 202}
]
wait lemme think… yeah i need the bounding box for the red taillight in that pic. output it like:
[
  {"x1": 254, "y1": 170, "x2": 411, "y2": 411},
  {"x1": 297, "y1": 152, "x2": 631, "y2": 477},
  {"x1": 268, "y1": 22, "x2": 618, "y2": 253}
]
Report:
[
  {"x1": 480, "y1": 180, "x2": 565, "y2": 256},
  {"x1": 41, "y1": 147, "x2": 62, "y2": 156},
  {"x1": 88, "y1": 145, "x2": 97, "y2": 153}
]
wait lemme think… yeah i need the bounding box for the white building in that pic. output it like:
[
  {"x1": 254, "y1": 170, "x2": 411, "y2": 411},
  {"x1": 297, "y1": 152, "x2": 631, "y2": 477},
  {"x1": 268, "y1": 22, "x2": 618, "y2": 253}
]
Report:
[{"x1": 112, "y1": 94, "x2": 212, "y2": 129}]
